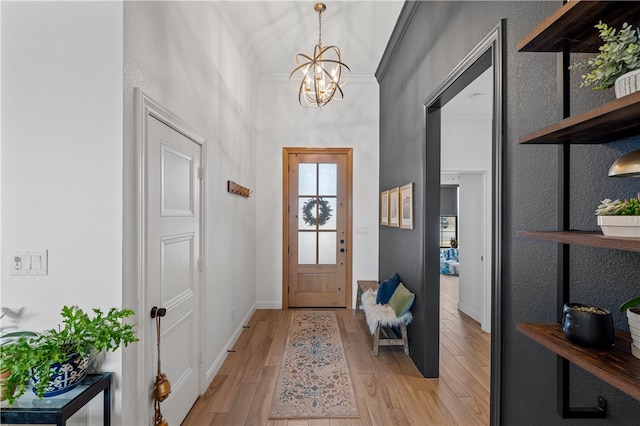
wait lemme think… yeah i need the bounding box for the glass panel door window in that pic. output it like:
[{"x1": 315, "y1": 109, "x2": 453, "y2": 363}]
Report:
[{"x1": 298, "y1": 163, "x2": 338, "y2": 265}]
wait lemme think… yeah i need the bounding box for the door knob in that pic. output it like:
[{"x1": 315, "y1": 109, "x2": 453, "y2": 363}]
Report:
[{"x1": 150, "y1": 306, "x2": 167, "y2": 318}]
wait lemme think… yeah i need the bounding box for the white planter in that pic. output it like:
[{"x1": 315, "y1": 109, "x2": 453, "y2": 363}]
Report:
[
  {"x1": 628, "y1": 309, "x2": 640, "y2": 359},
  {"x1": 597, "y1": 215, "x2": 640, "y2": 237},
  {"x1": 615, "y1": 69, "x2": 640, "y2": 98}
]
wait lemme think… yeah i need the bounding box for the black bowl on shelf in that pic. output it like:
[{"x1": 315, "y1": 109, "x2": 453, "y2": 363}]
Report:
[{"x1": 562, "y1": 303, "x2": 614, "y2": 349}]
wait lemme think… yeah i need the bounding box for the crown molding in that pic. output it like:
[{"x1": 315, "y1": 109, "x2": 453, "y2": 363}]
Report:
[{"x1": 375, "y1": 1, "x2": 420, "y2": 83}]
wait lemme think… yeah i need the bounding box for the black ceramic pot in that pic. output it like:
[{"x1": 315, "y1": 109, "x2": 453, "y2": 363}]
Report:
[{"x1": 562, "y1": 303, "x2": 614, "y2": 349}]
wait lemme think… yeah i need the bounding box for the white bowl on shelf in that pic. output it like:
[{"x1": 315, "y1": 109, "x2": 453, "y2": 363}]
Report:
[{"x1": 597, "y1": 215, "x2": 640, "y2": 237}]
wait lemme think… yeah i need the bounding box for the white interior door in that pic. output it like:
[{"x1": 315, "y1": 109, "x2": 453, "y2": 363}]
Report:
[{"x1": 146, "y1": 114, "x2": 201, "y2": 425}]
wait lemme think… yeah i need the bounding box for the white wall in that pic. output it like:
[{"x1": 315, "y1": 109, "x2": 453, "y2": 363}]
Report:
[
  {"x1": 457, "y1": 173, "x2": 485, "y2": 324},
  {"x1": 123, "y1": 2, "x2": 258, "y2": 423},
  {"x1": 441, "y1": 112, "x2": 492, "y2": 331},
  {"x1": 1, "y1": 0, "x2": 124, "y2": 421},
  {"x1": 255, "y1": 77, "x2": 380, "y2": 308}
]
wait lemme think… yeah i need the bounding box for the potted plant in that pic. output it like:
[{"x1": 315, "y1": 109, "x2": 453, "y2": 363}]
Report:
[
  {"x1": 449, "y1": 238, "x2": 458, "y2": 248},
  {"x1": 595, "y1": 193, "x2": 640, "y2": 237},
  {"x1": 0, "y1": 306, "x2": 138, "y2": 404},
  {"x1": 570, "y1": 21, "x2": 640, "y2": 98},
  {"x1": 620, "y1": 297, "x2": 640, "y2": 359}
]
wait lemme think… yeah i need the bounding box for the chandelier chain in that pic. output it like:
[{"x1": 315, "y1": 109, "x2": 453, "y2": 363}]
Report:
[{"x1": 318, "y1": 8, "x2": 322, "y2": 46}]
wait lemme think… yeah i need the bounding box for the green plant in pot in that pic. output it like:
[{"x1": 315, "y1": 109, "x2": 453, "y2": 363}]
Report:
[
  {"x1": 595, "y1": 194, "x2": 640, "y2": 237},
  {"x1": 570, "y1": 21, "x2": 640, "y2": 97},
  {"x1": 620, "y1": 297, "x2": 640, "y2": 360},
  {"x1": 0, "y1": 306, "x2": 138, "y2": 404},
  {"x1": 449, "y1": 238, "x2": 458, "y2": 248}
]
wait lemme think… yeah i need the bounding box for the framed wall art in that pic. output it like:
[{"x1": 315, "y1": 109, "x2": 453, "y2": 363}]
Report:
[
  {"x1": 380, "y1": 190, "x2": 389, "y2": 226},
  {"x1": 389, "y1": 187, "x2": 399, "y2": 227},
  {"x1": 400, "y1": 182, "x2": 413, "y2": 229}
]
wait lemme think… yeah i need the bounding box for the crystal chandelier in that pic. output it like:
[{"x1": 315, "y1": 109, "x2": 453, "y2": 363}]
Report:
[{"x1": 290, "y1": 3, "x2": 350, "y2": 109}]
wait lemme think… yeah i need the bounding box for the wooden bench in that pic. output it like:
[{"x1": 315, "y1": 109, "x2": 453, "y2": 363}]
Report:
[{"x1": 360, "y1": 287, "x2": 412, "y2": 356}]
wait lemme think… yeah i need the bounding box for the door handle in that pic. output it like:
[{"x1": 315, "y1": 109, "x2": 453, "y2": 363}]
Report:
[{"x1": 150, "y1": 306, "x2": 167, "y2": 318}]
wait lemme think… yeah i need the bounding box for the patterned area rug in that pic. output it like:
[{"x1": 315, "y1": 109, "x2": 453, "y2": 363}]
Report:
[{"x1": 269, "y1": 311, "x2": 359, "y2": 419}]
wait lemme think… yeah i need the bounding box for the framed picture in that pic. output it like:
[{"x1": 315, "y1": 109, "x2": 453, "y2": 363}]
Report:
[
  {"x1": 389, "y1": 187, "x2": 399, "y2": 227},
  {"x1": 380, "y1": 190, "x2": 389, "y2": 226},
  {"x1": 400, "y1": 183, "x2": 413, "y2": 229}
]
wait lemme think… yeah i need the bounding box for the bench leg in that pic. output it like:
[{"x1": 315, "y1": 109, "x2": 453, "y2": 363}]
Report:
[
  {"x1": 373, "y1": 324, "x2": 380, "y2": 356},
  {"x1": 401, "y1": 323, "x2": 409, "y2": 355}
]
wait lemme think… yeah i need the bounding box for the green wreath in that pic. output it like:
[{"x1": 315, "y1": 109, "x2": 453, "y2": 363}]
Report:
[{"x1": 302, "y1": 198, "x2": 333, "y2": 226}]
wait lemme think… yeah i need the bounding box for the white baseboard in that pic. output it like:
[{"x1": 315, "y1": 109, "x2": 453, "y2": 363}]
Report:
[
  {"x1": 256, "y1": 300, "x2": 282, "y2": 309},
  {"x1": 457, "y1": 302, "x2": 481, "y2": 324},
  {"x1": 205, "y1": 303, "x2": 257, "y2": 384}
]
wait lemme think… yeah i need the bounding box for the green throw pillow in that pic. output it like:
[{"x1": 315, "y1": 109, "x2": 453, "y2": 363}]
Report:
[{"x1": 388, "y1": 283, "x2": 415, "y2": 317}]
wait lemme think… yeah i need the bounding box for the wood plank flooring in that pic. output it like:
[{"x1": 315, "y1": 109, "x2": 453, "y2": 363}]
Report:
[{"x1": 183, "y1": 275, "x2": 490, "y2": 425}]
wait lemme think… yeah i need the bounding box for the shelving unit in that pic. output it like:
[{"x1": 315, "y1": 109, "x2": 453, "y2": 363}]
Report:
[
  {"x1": 516, "y1": 0, "x2": 640, "y2": 417},
  {"x1": 518, "y1": 91, "x2": 640, "y2": 144},
  {"x1": 517, "y1": 230, "x2": 640, "y2": 252},
  {"x1": 517, "y1": 324, "x2": 640, "y2": 400},
  {"x1": 517, "y1": 1, "x2": 640, "y2": 53}
]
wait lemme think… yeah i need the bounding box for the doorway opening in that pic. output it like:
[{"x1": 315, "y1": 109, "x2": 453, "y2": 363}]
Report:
[{"x1": 423, "y1": 22, "x2": 504, "y2": 425}]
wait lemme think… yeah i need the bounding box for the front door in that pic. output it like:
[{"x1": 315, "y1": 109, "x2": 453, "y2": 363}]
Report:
[
  {"x1": 284, "y1": 148, "x2": 352, "y2": 308},
  {"x1": 146, "y1": 114, "x2": 202, "y2": 425}
]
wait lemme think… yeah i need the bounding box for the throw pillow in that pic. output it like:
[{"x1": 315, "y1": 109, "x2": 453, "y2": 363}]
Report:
[
  {"x1": 388, "y1": 283, "x2": 415, "y2": 317},
  {"x1": 376, "y1": 273, "x2": 401, "y2": 304}
]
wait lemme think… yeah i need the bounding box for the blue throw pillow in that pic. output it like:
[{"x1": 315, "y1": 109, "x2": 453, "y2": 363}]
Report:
[{"x1": 376, "y1": 273, "x2": 401, "y2": 304}]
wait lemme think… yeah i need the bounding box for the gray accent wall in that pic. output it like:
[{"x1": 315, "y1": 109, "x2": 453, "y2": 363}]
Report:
[{"x1": 378, "y1": 1, "x2": 640, "y2": 423}]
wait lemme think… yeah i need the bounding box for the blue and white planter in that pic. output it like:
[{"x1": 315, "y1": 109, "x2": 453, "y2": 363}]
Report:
[{"x1": 31, "y1": 353, "x2": 89, "y2": 397}]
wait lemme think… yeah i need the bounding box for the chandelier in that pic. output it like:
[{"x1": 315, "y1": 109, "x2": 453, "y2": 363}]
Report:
[{"x1": 290, "y1": 3, "x2": 350, "y2": 109}]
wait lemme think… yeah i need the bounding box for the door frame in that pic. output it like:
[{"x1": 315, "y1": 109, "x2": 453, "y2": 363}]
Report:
[
  {"x1": 133, "y1": 88, "x2": 206, "y2": 425},
  {"x1": 282, "y1": 147, "x2": 353, "y2": 309},
  {"x1": 422, "y1": 21, "x2": 504, "y2": 425}
]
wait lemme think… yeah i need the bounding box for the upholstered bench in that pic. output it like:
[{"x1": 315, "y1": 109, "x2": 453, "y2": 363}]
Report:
[{"x1": 360, "y1": 274, "x2": 414, "y2": 356}]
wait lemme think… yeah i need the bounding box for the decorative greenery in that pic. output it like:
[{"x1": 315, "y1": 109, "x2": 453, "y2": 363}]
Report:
[
  {"x1": 570, "y1": 21, "x2": 640, "y2": 90},
  {"x1": 302, "y1": 198, "x2": 333, "y2": 227},
  {"x1": 449, "y1": 238, "x2": 458, "y2": 248},
  {"x1": 595, "y1": 193, "x2": 640, "y2": 215},
  {"x1": 0, "y1": 306, "x2": 138, "y2": 403},
  {"x1": 620, "y1": 297, "x2": 640, "y2": 313}
]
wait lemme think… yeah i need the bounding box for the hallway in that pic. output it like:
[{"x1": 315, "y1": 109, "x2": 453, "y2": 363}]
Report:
[{"x1": 183, "y1": 276, "x2": 490, "y2": 425}]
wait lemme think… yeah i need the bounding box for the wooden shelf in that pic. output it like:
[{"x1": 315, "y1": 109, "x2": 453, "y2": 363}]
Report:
[
  {"x1": 518, "y1": 1, "x2": 640, "y2": 52},
  {"x1": 518, "y1": 90, "x2": 640, "y2": 144},
  {"x1": 518, "y1": 323, "x2": 640, "y2": 401},
  {"x1": 517, "y1": 230, "x2": 640, "y2": 252}
]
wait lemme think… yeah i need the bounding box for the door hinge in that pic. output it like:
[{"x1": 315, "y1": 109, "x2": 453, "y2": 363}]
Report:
[
  {"x1": 197, "y1": 167, "x2": 204, "y2": 180},
  {"x1": 288, "y1": 286, "x2": 290, "y2": 294},
  {"x1": 197, "y1": 259, "x2": 203, "y2": 272}
]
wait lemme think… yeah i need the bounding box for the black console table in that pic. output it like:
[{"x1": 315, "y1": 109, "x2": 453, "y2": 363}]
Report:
[{"x1": 1, "y1": 373, "x2": 111, "y2": 426}]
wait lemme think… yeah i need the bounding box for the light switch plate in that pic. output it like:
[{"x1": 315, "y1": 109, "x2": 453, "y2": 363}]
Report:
[{"x1": 10, "y1": 249, "x2": 48, "y2": 275}]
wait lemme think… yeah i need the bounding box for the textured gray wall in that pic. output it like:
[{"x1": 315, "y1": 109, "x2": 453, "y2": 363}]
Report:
[{"x1": 379, "y1": 1, "x2": 640, "y2": 423}]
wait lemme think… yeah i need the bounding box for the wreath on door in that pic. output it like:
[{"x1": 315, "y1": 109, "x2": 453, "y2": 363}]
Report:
[{"x1": 302, "y1": 198, "x2": 333, "y2": 226}]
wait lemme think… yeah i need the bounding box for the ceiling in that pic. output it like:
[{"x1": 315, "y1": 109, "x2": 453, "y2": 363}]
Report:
[{"x1": 217, "y1": 1, "x2": 405, "y2": 78}]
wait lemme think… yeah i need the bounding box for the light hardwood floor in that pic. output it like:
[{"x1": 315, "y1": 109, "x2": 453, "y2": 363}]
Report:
[{"x1": 183, "y1": 275, "x2": 490, "y2": 425}]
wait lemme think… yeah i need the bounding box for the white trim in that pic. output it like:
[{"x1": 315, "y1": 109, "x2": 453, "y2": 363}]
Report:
[
  {"x1": 134, "y1": 88, "x2": 206, "y2": 426},
  {"x1": 256, "y1": 300, "x2": 283, "y2": 309},
  {"x1": 205, "y1": 303, "x2": 257, "y2": 383}
]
